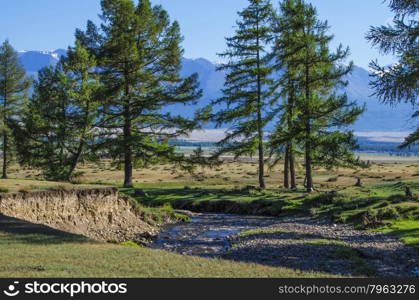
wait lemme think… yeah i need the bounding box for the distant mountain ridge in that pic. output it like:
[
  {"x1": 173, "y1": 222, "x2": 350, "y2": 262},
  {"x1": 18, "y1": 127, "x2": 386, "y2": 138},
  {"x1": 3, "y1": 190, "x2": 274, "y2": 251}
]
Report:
[{"x1": 18, "y1": 49, "x2": 415, "y2": 132}]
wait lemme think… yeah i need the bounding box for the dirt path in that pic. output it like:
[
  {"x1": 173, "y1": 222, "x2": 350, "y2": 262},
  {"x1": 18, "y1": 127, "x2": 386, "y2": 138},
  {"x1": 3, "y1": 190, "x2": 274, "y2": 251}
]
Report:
[{"x1": 151, "y1": 212, "x2": 419, "y2": 277}]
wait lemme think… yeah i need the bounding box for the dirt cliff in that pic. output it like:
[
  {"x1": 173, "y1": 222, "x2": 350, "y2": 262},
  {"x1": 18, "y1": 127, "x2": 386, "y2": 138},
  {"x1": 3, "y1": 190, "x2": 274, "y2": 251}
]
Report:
[{"x1": 0, "y1": 187, "x2": 158, "y2": 244}]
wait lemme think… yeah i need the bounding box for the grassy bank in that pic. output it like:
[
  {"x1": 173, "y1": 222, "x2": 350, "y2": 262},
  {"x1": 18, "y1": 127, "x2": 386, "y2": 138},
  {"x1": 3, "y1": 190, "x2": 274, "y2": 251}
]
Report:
[{"x1": 123, "y1": 180, "x2": 419, "y2": 249}]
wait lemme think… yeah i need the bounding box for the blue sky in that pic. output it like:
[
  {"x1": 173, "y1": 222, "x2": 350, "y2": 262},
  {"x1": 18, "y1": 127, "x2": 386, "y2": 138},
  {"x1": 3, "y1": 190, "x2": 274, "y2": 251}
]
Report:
[{"x1": 1, "y1": 0, "x2": 396, "y2": 69}]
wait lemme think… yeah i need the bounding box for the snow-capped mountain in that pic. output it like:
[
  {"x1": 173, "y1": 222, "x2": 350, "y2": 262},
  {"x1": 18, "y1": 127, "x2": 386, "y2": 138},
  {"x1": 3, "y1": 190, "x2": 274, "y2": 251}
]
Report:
[{"x1": 18, "y1": 50, "x2": 415, "y2": 132}]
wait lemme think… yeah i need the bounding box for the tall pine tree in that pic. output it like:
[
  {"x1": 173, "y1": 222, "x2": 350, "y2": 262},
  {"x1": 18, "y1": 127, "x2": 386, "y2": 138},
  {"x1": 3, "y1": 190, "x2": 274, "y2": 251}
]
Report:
[
  {"x1": 77, "y1": 0, "x2": 202, "y2": 187},
  {"x1": 0, "y1": 40, "x2": 31, "y2": 179},
  {"x1": 270, "y1": 0, "x2": 364, "y2": 192},
  {"x1": 366, "y1": 0, "x2": 418, "y2": 148},
  {"x1": 213, "y1": 0, "x2": 274, "y2": 189}
]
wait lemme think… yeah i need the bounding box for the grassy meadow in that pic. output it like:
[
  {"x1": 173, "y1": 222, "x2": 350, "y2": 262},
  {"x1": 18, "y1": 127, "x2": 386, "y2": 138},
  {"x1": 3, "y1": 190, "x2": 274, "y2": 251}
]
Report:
[{"x1": 1, "y1": 157, "x2": 418, "y2": 277}]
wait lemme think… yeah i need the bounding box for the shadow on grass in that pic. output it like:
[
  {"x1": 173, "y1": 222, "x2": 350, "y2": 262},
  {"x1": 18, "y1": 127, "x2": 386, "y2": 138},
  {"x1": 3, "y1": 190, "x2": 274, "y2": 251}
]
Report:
[
  {"x1": 224, "y1": 241, "x2": 377, "y2": 277},
  {"x1": 387, "y1": 227, "x2": 419, "y2": 249},
  {"x1": 0, "y1": 214, "x2": 89, "y2": 245},
  {"x1": 125, "y1": 187, "x2": 301, "y2": 205}
]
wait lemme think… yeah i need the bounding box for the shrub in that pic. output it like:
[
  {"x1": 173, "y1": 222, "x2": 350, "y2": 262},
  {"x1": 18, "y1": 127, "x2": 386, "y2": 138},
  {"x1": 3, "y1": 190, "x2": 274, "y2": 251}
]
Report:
[
  {"x1": 376, "y1": 207, "x2": 400, "y2": 220},
  {"x1": 361, "y1": 209, "x2": 381, "y2": 228},
  {"x1": 304, "y1": 192, "x2": 349, "y2": 207}
]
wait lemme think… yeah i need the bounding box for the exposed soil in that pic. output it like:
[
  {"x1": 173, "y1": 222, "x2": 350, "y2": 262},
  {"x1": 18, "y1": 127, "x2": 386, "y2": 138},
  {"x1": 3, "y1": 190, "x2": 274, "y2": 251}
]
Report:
[{"x1": 0, "y1": 188, "x2": 163, "y2": 245}]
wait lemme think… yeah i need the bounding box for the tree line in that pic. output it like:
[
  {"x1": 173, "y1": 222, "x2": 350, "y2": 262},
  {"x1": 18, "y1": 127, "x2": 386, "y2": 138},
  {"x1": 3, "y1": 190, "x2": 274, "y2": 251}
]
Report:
[{"x1": 0, "y1": 0, "x2": 417, "y2": 191}]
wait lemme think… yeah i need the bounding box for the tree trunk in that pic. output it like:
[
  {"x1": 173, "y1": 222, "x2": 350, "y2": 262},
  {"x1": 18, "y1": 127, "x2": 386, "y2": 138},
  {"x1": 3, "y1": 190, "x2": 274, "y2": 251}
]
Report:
[
  {"x1": 2, "y1": 90, "x2": 7, "y2": 179},
  {"x1": 287, "y1": 91, "x2": 296, "y2": 190},
  {"x1": 289, "y1": 146, "x2": 297, "y2": 189},
  {"x1": 305, "y1": 134, "x2": 313, "y2": 193},
  {"x1": 283, "y1": 145, "x2": 290, "y2": 188},
  {"x1": 68, "y1": 96, "x2": 91, "y2": 180},
  {"x1": 304, "y1": 52, "x2": 313, "y2": 193},
  {"x1": 123, "y1": 107, "x2": 133, "y2": 188},
  {"x1": 256, "y1": 18, "x2": 265, "y2": 189},
  {"x1": 2, "y1": 134, "x2": 7, "y2": 179},
  {"x1": 68, "y1": 141, "x2": 84, "y2": 180}
]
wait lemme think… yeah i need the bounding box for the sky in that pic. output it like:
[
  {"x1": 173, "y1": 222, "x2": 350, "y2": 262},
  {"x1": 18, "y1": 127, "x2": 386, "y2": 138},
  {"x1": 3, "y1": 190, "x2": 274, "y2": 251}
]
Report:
[{"x1": 1, "y1": 0, "x2": 397, "y2": 69}]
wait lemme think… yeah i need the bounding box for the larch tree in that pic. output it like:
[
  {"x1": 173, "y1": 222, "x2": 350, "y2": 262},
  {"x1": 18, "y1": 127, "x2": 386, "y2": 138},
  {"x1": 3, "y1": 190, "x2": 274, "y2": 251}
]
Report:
[
  {"x1": 271, "y1": 0, "x2": 364, "y2": 192},
  {"x1": 0, "y1": 40, "x2": 31, "y2": 179},
  {"x1": 14, "y1": 41, "x2": 100, "y2": 181},
  {"x1": 212, "y1": 0, "x2": 274, "y2": 189},
  {"x1": 366, "y1": 0, "x2": 418, "y2": 148},
  {"x1": 76, "y1": 0, "x2": 203, "y2": 187},
  {"x1": 268, "y1": 1, "x2": 304, "y2": 190}
]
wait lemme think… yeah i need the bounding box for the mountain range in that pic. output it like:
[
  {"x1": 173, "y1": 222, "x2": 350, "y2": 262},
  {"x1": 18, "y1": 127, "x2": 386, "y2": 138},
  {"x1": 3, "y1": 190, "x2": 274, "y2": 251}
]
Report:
[{"x1": 17, "y1": 49, "x2": 415, "y2": 133}]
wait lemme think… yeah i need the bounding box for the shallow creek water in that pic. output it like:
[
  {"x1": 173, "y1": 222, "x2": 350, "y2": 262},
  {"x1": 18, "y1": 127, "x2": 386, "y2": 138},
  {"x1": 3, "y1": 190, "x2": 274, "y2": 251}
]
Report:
[{"x1": 150, "y1": 213, "x2": 280, "y2": 257}]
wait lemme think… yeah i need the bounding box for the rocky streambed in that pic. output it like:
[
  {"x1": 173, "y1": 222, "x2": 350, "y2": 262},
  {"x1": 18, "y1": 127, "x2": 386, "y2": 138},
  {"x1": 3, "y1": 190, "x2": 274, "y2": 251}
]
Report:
[{"x1": 151, "y1": 212, "x2": 419, "y2": 277}]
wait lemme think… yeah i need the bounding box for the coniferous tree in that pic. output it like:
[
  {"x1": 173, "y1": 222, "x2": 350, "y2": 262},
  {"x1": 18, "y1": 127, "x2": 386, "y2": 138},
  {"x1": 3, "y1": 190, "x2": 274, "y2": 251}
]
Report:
[
  {"x1": 213, "y1": 0, "x2": 274, "y2": 189},
  {"x1": 14, "y1": 41, "x2": 100, "y2": 180},
  {"x1": 268, "y1": 2, "x2": 304, "y2": 190},
  {"x1": 366, "y1": 0, "x2": 418, "y2": 147},
  {"x1": 0, "y1": 40, "x2": 31, "y2": 179},
  {"x1": 77, "y1": 0, "x2": 202, "y2": 187},
  {"x1": 63, "y1": 41, "x2": 101, "y2": 176},
  {"x1": 15, "y1": 64, "x2": 71, "y2": 180},
  {"x1": 270, "y1": 0, "x2": 364, "y2": 192}
]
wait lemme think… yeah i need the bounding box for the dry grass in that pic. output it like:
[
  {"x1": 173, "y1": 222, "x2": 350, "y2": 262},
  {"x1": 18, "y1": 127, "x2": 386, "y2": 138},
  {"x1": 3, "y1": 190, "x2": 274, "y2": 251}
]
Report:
[
  {"x1": 9, "y1": 159, "x2": 418, "y2": 191},
  {"x1": 0, "y1": 179, "x2": 104, "y2": 193}
]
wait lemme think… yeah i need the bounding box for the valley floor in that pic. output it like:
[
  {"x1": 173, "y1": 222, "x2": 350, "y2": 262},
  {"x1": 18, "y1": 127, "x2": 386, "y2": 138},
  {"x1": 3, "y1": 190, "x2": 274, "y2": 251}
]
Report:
[{"x1": 0, "y1": 159, "x2": 418, "y2": 277}]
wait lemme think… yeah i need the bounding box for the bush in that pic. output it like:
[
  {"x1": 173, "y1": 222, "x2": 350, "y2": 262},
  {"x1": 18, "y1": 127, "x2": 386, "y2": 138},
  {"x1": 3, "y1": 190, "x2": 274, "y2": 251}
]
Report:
[
  {"x1": 376, "y1": 207, "x2": 400, "y2": 220},
  {"x1": 304, "y1": 192, "x2": 349, "y2": 207},
  {"x1": 361, "y1": 209, "x2": 381, "y2": 228}
]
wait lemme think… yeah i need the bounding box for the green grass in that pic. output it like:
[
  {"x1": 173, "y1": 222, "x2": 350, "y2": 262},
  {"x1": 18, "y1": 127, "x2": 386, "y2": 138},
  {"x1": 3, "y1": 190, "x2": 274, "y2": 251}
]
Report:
[
  {"x1": 376, "y1": 219, "x2": 419, "y2": 249},
  {"x1": 0, "y1": 227, "x2": 331, "y2": 278},
  {"x1": 237, "y1": 228, "x2": 285, "y2": 238}
]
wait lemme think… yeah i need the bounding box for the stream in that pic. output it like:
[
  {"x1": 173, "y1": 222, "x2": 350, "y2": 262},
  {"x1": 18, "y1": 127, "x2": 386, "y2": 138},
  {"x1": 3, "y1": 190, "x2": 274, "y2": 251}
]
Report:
[
  {"x1": 150, "y1": 212, "x2": 280, "y2": 257},
  {"x1": 150, "y1": 212, "x2": 419, "y2": 277}
]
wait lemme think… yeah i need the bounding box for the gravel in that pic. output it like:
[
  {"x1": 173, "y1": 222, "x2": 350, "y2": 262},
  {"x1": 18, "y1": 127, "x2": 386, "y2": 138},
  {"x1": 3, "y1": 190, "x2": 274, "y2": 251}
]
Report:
[{"x1": 151, "y1": 213, "x2": 419, "y2": 277}]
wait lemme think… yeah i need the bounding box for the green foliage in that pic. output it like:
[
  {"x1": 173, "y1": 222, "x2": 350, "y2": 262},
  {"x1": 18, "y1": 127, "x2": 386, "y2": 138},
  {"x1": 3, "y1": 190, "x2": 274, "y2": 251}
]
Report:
[
  {"x1": 14, "y1": 41, "x2": 100, "y2": 181},
  {"x1": 366, "y1": 0, "x2": 418, "y2": 148},
  {"x1": 268, "y1": 0, "x2": 364, "y2": 191},
  {"x1": 212, "y1": 0, "x2": 275, "y2": 189},
  {"x1": 77, "y1": 0, "x2": 203, "y2": 187},
  {"x1": 0, "y1": 40, "x2": 31, "y2": 178}
]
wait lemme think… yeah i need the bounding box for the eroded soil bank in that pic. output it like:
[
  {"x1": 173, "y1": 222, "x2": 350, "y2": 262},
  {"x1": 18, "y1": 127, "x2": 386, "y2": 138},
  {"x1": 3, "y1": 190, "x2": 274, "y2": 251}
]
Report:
[
  {"x1": 151, "y1": 212, "x2": 419, "y2": 277},
  {"x1": 0, "y1": 188, "x2": 173, "y2": 245}
]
